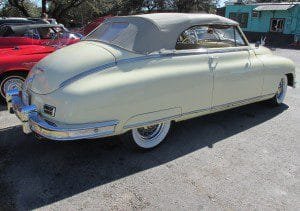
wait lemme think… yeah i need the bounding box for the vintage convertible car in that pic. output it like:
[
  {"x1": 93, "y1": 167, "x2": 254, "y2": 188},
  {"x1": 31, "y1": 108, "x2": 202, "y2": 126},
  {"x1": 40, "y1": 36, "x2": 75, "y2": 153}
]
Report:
[
  {"x1": 6, "y1": 13, "x2": 296, "y2": 150},
  {"x1": 0, "y1": 24, "x2": 80, "y2": 99}
]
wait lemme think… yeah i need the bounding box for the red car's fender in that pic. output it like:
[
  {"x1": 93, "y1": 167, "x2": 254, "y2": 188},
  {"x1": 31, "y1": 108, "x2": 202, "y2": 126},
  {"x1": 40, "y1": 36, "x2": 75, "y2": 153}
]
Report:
[
  {"x1": 0, "y1": 37, "x2": 80, "y2": 49},
  {"x1": 0, "y1": 37, "x2": 41, "y2": 48},
  {"x1": 0, "y1": 45, "x2": 55, "y2": 76}
]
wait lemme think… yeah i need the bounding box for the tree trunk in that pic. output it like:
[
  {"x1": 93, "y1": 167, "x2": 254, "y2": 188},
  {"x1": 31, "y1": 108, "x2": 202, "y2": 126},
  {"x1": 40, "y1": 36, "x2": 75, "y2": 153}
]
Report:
[{"x1": 42, "y1": 0, "x2": 47, "y2": 13}]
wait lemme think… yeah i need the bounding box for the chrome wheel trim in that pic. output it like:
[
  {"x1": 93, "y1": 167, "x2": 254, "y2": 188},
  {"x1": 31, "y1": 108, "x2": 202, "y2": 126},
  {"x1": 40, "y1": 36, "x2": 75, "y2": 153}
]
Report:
[
  {"x1": 132, "y1": 122, "x2": 171, "y2": 149},
  {"x1": 275, "y1": 76, "x2": 287, "y2": 104},
  {"x1": 0, "y1": 76, "x2": 25, "y2": 98}
]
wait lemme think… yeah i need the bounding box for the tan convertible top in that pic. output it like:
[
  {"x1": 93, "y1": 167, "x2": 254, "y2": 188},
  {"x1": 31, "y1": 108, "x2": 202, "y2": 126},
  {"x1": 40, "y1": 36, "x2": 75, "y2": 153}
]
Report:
[
  {"x1": 88, "y1": 13, "x2": 239, "y2": 54},
  {"x1": 133, "y1": 13, "x2": 238, "y2": 29}
]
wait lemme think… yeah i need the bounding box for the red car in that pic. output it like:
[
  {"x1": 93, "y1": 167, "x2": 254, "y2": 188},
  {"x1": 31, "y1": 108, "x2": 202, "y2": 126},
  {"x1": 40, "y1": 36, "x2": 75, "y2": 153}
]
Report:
[
  {"x1": 0, "y1": 24, "x2": 79, "y2": 48},
  {"x1": 80, "y1": 16, "x2": 111, "y2": 36},
  {"x1": 0, "y1": 24, "x2": 80, "y2": 100}
]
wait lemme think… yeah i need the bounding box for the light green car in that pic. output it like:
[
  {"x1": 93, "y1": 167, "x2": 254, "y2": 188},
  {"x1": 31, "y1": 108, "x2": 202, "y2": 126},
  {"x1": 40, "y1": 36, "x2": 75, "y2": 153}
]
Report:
[{"x1": 7, "y1": 13, "x2": 296, "y2": 150}]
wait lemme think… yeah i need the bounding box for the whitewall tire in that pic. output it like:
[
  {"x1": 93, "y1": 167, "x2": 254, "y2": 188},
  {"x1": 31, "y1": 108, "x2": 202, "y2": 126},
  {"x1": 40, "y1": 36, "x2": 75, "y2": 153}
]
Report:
[
  {"x1": 0, "y1": 74, "x2": 25, "y2": 100},
  {"x1": 128, "y1": 121, "x2": 171, "y2": 150}
]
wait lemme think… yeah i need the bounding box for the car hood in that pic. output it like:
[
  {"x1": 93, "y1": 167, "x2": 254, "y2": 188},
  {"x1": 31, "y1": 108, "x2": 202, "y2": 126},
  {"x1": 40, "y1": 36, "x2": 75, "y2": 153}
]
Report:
[
  {"x1": 29, "y1": 41, "x2": 139, "y2": 94},
  {"x1": 0, "y1": 45, "x2": 55, "y2": 57}
]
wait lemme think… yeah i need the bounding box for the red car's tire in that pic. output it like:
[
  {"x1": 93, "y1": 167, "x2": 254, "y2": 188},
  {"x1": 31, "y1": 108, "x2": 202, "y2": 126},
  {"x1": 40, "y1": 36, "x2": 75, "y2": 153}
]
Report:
[{"x1": 0, "y1": 72, "x2": 26, "y2": 101}]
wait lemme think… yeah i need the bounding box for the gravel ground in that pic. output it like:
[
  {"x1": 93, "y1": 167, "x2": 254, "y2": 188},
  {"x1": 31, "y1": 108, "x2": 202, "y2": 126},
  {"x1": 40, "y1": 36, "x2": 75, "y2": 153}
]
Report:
[{"x1": 0, "y1": 48, "x2": 299, "y2": 210}]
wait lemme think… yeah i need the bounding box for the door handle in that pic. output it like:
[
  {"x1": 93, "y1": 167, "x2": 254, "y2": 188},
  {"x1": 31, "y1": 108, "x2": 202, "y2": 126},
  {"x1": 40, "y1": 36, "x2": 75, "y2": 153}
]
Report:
[
  {"x1": 209, "y1": 55, "x2": 219, "y2": 62},
  {"x1": 209, "y1": 56, "x2": 219, "y2": 70},
  {"x1": 245, "y1": 62, "x2": 251, "y2": 69},
  {"x1": 209, "y1": 55, "x2": 219, "y2": 60}
]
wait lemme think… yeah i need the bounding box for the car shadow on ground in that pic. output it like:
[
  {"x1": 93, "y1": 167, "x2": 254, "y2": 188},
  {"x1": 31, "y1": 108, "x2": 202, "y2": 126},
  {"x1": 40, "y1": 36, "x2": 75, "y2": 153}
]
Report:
[{"x1": 0, "y1": 102, "x2": 288, "y2": 210}]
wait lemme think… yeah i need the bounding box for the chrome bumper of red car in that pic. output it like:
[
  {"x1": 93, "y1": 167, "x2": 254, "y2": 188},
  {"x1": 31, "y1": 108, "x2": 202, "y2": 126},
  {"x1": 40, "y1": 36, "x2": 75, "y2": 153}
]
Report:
[{"x1": 6, "y1": 89, "x2": 118, "y2": 141}]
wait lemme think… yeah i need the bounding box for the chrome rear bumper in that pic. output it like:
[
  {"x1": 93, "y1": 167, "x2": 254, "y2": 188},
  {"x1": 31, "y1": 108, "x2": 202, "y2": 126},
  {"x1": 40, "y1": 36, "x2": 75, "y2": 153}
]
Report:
[{"x1": 6, "y1": 89, "x2": 118, "y2": 141}]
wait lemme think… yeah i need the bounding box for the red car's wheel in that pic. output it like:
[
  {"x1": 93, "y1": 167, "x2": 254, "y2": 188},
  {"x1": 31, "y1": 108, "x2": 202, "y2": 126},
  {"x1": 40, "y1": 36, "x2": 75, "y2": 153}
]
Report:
[{"x1": 0, "y1": 73, "x2": 26, "y2": 100}]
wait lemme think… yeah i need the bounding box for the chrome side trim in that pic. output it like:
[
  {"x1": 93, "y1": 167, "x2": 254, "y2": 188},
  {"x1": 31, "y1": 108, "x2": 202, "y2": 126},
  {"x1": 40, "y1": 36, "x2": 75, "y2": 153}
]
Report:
[
  {"x1": 117, "y1": 54, "x2": 162, "y2": 65},
  {"x1": 59, "y1": 50, "x2": 208, "y2": 88},
  {"x1": 59, "y1": 55, "x2": 161, "y2": 88},
  {"x1": 59, "y1": 47, "x2": 249, "y2": 88},
  {"x1": 212, "y1": 96, "x2": 261, "y2": 112},
  {"x1": 30, "y1": 115, "x2": 118, "y2": 133},
  {"x1": 29, "y1": 113, "x2": 119, "y2": 141},
  {"x1": 182, "y1": 107, "x2": 211, "y2": 116},
  {"x1": 182, "y1": 93, "x2": 275, "y2": 117},
  {"x1": 124, "y1": 93, "x2": 275, "y2": 129},
  {"x1": 207, "y1": 47, "x2": 250, "y2": 54},
  {"x1": 60, "y1": 62, "x2": 116, "y2": 88}
]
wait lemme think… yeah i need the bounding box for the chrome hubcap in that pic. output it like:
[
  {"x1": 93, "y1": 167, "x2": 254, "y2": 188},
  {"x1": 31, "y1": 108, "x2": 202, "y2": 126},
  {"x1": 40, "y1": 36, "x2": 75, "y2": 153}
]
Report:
[
  {"x1": 132, "y1": 121, "x2": 171, "y2": 149},
  {"x1": 3, "y1": 78, "x2": 24, "y2": 95},
  {"x1": 137, "y1": 124, "x2": 163, "y2": 141}
]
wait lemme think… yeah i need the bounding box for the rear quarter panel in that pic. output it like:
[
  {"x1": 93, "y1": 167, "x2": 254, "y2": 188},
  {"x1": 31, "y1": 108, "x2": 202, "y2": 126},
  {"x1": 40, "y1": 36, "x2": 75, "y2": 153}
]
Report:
[{"x1": 34, "y1": 53, "x2": 212, "y2": 134}]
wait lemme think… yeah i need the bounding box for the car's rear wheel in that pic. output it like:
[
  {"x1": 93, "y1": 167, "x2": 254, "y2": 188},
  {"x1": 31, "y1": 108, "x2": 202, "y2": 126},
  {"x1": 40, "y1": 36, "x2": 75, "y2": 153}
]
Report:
[
  {"x1": 126, "y1": 121, "x2": 171, "y2": 150},
  {"x1": 270, "y1": 75, "x2": 288, "y2": 106},
  {"x1": 0, "y1": 73, "x2": 26, "y2": 100}
]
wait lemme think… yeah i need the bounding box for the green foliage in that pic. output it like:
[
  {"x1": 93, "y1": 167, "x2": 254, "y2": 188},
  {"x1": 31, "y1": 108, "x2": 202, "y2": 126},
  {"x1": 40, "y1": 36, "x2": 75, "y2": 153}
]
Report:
[
  {"x1": 1, "y1": 0, "x2": 40, "y2": 17},
  {"x1": 1, "y1": 0, "x2": 216, "y2": 26}
]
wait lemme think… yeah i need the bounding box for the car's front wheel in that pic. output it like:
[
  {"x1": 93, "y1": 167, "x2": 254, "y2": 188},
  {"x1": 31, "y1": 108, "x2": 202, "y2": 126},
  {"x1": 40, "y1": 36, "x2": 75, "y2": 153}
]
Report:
[
  {"x1": 0, "y1": 73, "x2": 26, "y2": 100},
  {"x1": 270, "y1": 75, "x2": 288, "y2": 106},
  {"x1": 126, "y1": 121, "x2": 171, "y2": 150}
]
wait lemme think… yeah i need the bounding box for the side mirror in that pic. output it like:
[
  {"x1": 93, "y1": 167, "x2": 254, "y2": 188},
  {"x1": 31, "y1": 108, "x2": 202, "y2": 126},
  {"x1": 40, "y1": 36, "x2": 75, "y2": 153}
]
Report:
[{"x1": 255, "y1": 41, "x2": 260, "y2": 48}]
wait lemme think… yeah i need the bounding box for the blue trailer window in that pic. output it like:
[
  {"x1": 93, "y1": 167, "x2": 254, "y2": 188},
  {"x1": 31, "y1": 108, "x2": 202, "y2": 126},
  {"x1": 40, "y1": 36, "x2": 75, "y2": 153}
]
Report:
[
  {"x1": 252, "y1": 11, "x2": 260, "y2": 18},
  {"x1": 270, "y1": 19, "x2": 284, "y2": 33},
  {"x1": 229, "y1": 12, "x2": 249, "y2": 28}
]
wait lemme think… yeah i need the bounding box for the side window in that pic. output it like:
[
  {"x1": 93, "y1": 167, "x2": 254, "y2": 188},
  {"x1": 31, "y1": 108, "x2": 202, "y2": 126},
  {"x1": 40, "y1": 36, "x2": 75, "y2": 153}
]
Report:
[
  {"x1": 24, "y1": 29, "x2": 35, "y2": 39},
  {"x1": 0, "y1": 25, "x2": 14, "y2": 37},
  {"x1": 37, "y1": 27, "x2": 56, "y2": 39},
  {"x1": 234, "y1": 27, "x2": 247, "y2": 46},
  {"x1": 270, "y1": 18, "x2": 284, "y2": 32},
  {"x1": 175, "y1": 25, "x2": 247, "y2": 50}
]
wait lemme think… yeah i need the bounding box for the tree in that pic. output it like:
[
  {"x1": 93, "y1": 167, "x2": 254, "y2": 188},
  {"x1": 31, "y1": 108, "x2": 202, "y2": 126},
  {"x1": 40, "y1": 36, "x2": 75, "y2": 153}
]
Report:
[
  {"x1": 1, "y1": 0, "x2": 216, "y2": 26},
  {"x1": 143, "y1": 0, "x2": 168, "y2": 12},
  {"x1": 142, "y1": 0, "x2": 215, "y2": 13},
  {"x1": 4, "y1": 0, "x2": 85, "y2": 20},
  {"x1": 7, "y1": 0, "x2": 31, "y2": 16},
  {"x1": 2, "y1": 0, "x2": 39, "y2": 17},
  {"x1": 175, "y1": 0, "x2": 214, "y2": 13},
  {"x1": 47, "y1": 0, "x2": 85, "y2": 22}
]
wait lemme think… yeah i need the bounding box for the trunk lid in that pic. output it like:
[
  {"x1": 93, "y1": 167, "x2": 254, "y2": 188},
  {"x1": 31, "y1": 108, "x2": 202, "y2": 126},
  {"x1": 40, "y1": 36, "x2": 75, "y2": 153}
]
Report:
[{"x1": 30, "y1": 41, "x2": 118, "y2": 94}]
